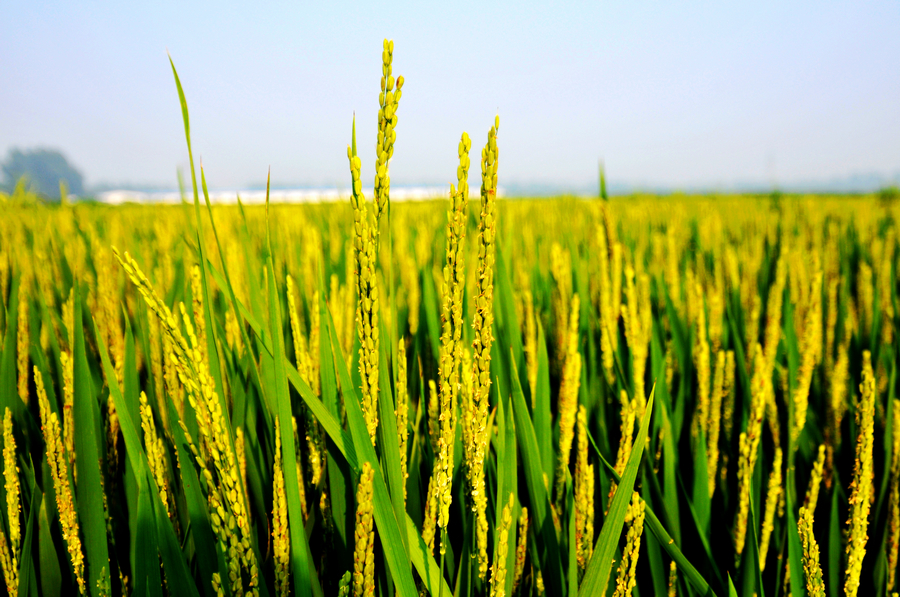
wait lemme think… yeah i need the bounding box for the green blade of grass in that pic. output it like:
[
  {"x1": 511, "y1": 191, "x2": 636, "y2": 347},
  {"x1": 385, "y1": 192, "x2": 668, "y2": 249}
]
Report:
[
  {"x1": 198, "y1": 167, "x2": 261, "y2": 415},
  {"x1": 534, "y1": 319, "x2": 554, "y2": 482},
  {"x1": 122, "y1": 317, "x2": 141, "y2": 431},
  {"x1": 493, "y1": 371, "x2": 518, "y2": 597},
  {"x1": 407, "y1": 377, "x2": 427, "y2": 529},
  {"x1": 724, "y1": 297, "x2": 751, "y2": 413},
  {"x1": 71, "y1": 292, "x2": 111, "y2": 596},
  {"x1": 643, "y1": 519, "x2": 668, "y2": 597},
  {"x1": 167, "y1": 53, "x2": 198, "y2": 204},
  {"x1": 265, "y1": 189, "x2": 322, "y2": 597},
  {"x1": 741, "y1": 491, "x2": 764, "y2": 597},
  {"x1": 595, "y1": 399, "x2": 717, "y2": 596},
  {"x1": 650, "y1": 322, "x2": 681, "y2": 542},
  {"x1": 635, "y1": 466, "x2": 717, "y2": 594},
  {"x1": 169, "y1": 58, "x2": 275, "y2": 597},
  {"x1": 133, "y1": 474, "x2": 164, "y2": 597},
  {"x1": 728, "y1": 574, "x2": 739, "y2": 597},
  {"x1": 168, "y1": 54, "x2": 230, "y2": 430},
  {"x1": 406, "y1": 514, "x2": 453, "y2": 597},
  {"x1": 509, "y1": 351, "x2": 564, "y2": 596},
  {"x1": 317, "y1": 286, "x2": 341, "y2": 417},
  {"x1": 1, "y1": 278, "x2": 21, "y2": 418},
  {"x1": 657, "y1": 394, "x2": 682, "y2": 545},
  {"x1": 579, "y1": 386, "x2": 655, "y2": 597},
  {"x1": 95, "y1": 321, "x2": 198, "y2": 597},
  {"x1": 38, "y1": 489, "x2": 61, "y2": 597},
  {"x1": 421, "y1": 260, "x2": 441, "y2": 363},
  {"x1": 654, "y1": 497, "x2": 715, "y2": 591},
  {"x1": 377, "y1": 320, "x2": 410, "y2": 556},
  {"x1": 495, "y1": 241, "x2": 525, "y2": 388},
  {"x1": 827, "y1": 451, "x2": 841, "y2": 597},
  {"x1": 35, "y1": 287, "x2": 63, "y2": 406},
  {"x1": 285, "y1": 362, "x2": 357, "y2": 468},
  {"x1": 784, "y1": 471, "x2": 804, "y2": 597},
  {"x1": 15, "y1": 458, "x2": 39, "y2": 597},
  {"x1": 325, "y1": 289, "x2": 418, "y2": 596},
  {"x1": 677, "y1": 475, "x2": 725, "y2": 593},
  {"x1": 153, "y1": 489, "x2": 199, "y2": 597},
  {"x1": 170, "y1": 55, "x2": 269, "y2": 448},
  {"x1": 169, "y1": 398, "x2": 220, "y2": 596},
  {"x1": 692, "y1": 431, "x2": 711, "y2": 541},
  {"x1": 318, "y1": 285, "x2": 351, "y2": 556},
  {"x1": 204, "y1": 258, "x2": 271, "y2": 355},
  {"x1": 502, "y1": 379, "x2": 518, "y2": 597}
]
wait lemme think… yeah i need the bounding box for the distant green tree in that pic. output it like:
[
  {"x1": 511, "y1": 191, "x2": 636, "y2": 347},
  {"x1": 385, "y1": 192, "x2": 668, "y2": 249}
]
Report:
[
  {"x1": 879, "y1": 185, "x2": 899, "y2": 207},
  {"x1": 1, "y1": 148, "x2": 84, "y2": 198}
]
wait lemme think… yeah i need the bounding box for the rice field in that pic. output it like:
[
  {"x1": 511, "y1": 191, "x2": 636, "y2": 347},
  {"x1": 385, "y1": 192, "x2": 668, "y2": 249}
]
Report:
[{"x1": 0, "y1": 41, "x2": 898, "y2": 597}]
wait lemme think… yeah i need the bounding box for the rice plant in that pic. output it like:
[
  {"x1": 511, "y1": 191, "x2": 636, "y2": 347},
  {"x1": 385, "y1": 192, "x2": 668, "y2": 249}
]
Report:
[{"x1": 0, "y1": 40, "x2": 898, "y2": 597}]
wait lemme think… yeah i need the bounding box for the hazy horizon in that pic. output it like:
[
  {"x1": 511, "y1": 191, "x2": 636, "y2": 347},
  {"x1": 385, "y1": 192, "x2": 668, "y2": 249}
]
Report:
[{"x1": 2, "y1": 1, "x2": 898, "y2": 192}]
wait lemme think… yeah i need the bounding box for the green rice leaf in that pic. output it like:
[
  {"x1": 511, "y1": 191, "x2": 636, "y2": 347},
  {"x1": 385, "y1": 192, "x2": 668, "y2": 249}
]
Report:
[
  {"x1": 204, "y1": 258, "x2": 271, "y2": 356},
  {"x1": 195, "y1": 167, "x2": 234, "y2": 420},
  {"x1": 167, "y1": 53, "x2": 198, "y2": 201},
  {"x1": 597, "y1": 424, "x2": 717, "y2": 596},
  {"x1": 122, "y1": 317, "x2": 140, "y2": 432},
  {"x1": 784, "y1": 487, "x2": 804, "y2": 597},
  {"x1": 828, "y1": 477, "x2": 840, "y2": 597},
  {"x1": 648, "y1": 507, "x2": 714, "y2": 596},
  {"x1": 95, "y1": 321, "x2": 197, "y2": 597},
  {"x1": 317, "y1": 286, "x2": 350, "y2": 555},
  {"x1": 325, "y1": 296, "x2": 418, "y2": 596},
  {"x1": 265, "y1": 189, "x2": 322, "y2": 597},
  {"x1": 406, "y1": 514, "x2": 452, "y2": 597},
  {"x1": 38, "y1": 489, "x2": 61, "y2": 597},
  {"x1": 740, "y1": 490, "x2": 763, "y2": 597},
  {"x1": 509, "y1": 352, "x2": 564, "y2": 596},
  {"x1": 494, "y1": 373, "x2": 518, "y2": 597},
  {"x1": 579, "y1": 386, "x2": 655, "y2": 597},
  {"x1": 16, "y1": 458, "x2": 39, "y2": 597},
  {"x1": 285, "y1": 362, "x2": 357, "y2": 468},
  {"x1": 495, "y1": 241, "x2": 525, "y2": 387},
  {"x1": 692, "y1": 431, "x2": 711, "y2": 541},
  {"x1": 377, "y1": 321, "x2": 410, "y2": 556},
  {"x1": 650, "y1": 325, "x2": 681, "y2": 544},
  {"x1": 658, "y1": 396, "x2": 681, "y2": 545},
  {"x1": 132, "y1": 474, "x2": 163, "y2": 597},
  {"x1": 643, "y1": 518, "x2": 669, "y2": 597},
  {"x1": 534, "y1": 319, "x2": 554, "y2": 482},
  {"x1": 728, "y1": 573, "x2": 739, "y2": 597},
  {"x1": 421, "y1": 260, "x2": 441, "y2": 362},
  {"x1": 71, "y1": 292, "x2": 111, "y2": 596},
  {"x1": 679, "y1": 477, "x2": 723, "y2": 592},
  {"x1": 1, "y1": 278, "x2": 21, "y2": 419},
  {"x1": 169, "y1": 399, "x2": 220, "y2": 596}
]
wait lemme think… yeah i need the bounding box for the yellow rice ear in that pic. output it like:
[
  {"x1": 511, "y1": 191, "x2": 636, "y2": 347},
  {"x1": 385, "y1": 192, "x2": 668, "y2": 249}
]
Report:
[
  {"x1": 271, "y1": 418, "x2": 289, "y2": 597},
  {"x1": 844, "y1": 351, "x2": 876, "y2": 597},
  {"x1": 353, "y1": 462, "x2": 375, "y2": 597},
  {"x1": 461, "y1": 120, "x2": 501, "y2": 580},
  {"x1": 35, "y1": 365, "x2": 86, "y2": 594},
  {"x1": 490, "y1": 493, "x2": 515, "y2": 597},
  {"x1": 799, "y1": 506, "x2": 825, "y2": 597}
]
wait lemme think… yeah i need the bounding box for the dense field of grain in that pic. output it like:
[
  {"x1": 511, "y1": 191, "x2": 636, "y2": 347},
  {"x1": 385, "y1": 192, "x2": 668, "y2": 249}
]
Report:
[
  {"x1": 1, "y1": 190, "x2": 897, "y2": 597},
  {"x1": 0, "y1": 43, "x2": 898, "y2": 597}
]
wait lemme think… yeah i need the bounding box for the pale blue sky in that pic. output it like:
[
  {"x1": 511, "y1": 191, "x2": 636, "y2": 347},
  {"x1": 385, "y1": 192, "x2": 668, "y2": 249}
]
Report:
[{"x1": 1, "y1": 1, "x2": 898, "y2": 191}]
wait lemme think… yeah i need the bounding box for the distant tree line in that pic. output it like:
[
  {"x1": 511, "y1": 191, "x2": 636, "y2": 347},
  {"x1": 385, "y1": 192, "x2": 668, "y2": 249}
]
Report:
[{"x1": 1, "y1": 148, "x2": 84, "y2": 199}]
